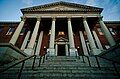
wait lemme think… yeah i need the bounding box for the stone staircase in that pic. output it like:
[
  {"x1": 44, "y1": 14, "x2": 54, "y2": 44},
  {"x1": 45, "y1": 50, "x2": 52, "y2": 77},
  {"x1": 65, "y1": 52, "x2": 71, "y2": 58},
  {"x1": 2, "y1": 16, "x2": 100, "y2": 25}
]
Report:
[{"x1": 0, "y1": 56, "x2": 120, "y2": 79}]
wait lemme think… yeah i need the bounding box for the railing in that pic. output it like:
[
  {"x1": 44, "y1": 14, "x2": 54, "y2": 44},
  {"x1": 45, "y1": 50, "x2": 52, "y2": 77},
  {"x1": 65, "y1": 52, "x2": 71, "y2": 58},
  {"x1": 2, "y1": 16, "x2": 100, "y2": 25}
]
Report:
[
  {"x1": 38, "y1": 54, "x2": 47, "y2": 67},
  {"x1": 81, "y1": 42, "x2": 120, "y2": 76},
  {"x1": 78, "y1": 55, "x2": 91, "y2": 67},
  {"x1": 98, "y1": 42, "x2": 120, "y2": 72},
  {"x1": 0, "y1": 55, "x2": 37, "y2": 79},
  {"x1": 79, "y1": 54, "x2": 120, "y2": 77}
]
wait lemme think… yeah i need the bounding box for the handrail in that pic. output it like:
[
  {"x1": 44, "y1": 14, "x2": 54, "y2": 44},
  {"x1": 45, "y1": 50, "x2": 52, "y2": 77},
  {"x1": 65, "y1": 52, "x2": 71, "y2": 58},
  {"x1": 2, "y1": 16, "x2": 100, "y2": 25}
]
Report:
[
  {"x1": 98, "y1": 43, "x2": 120, "y2": 56},
  {"x1": 98, "y1": 55, "x2": 120, "y2": 65},
  {"x1": 98, "y1": 43, "x2": 120, "y2": 65},
  {"x1": 79, "y1": 55, "x2": 91, "y2": 67},
  {"x1": 84, "y1": 55, "x2": 91, "y2": 67},
  {"x1": 0, "y1": 43, "x2": 28, "y2": 57},
  {"x1": 0, "y1": 55, "x2": 36, "y2": 73},
  {"x1": 81, "y1": 54, "x2": 120, "y2": 76},
  {"x1": 38, "y1": 54, "x2": 48, "y2": 67},
  {"x1": 96, "y1": 55, "x2": 120, "y2": 76}
]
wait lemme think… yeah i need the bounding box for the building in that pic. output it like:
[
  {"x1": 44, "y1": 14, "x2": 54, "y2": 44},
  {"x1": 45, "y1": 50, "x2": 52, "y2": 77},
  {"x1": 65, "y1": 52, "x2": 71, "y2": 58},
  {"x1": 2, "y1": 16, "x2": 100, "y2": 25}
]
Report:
[
  {"x1": 0, "y1": 1, "x2": 120, "y2": 78},
  {"x1": 0, "y1": 1, "x2": 120, "y2": 56}
]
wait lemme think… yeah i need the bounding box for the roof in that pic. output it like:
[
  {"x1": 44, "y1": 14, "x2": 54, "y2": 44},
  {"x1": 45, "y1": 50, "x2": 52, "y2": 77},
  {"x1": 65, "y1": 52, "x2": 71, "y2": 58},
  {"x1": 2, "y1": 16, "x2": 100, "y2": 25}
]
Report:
[
  {"x1": 21, "y1": 1, "x2": 103, "y2": 14},
  {"x1": 104, "y1": 21, "x2": 120, "y2": 24}
]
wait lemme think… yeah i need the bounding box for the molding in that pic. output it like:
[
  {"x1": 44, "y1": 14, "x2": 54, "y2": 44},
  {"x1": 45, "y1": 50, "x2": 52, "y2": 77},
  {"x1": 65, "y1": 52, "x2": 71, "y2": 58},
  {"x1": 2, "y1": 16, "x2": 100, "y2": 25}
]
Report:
[{"x1": 21, "y1": 1, "x2": 103, "y2": 14}]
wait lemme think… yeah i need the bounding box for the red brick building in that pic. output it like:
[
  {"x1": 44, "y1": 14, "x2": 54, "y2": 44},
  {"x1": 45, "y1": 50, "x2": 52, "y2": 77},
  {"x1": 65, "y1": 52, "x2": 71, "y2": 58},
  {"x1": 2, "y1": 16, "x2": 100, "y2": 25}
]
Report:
[{"x1": 0, "y1": 1, "x2": 120, "y2": 56}]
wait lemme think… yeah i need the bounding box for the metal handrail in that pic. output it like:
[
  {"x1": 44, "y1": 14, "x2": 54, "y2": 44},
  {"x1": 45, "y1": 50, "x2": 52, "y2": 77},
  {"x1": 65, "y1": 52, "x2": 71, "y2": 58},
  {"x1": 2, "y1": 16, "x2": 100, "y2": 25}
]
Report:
[
  {"x1": 95, "y1": 42, "x2": 120, "y2": 76},
  {"x1": 78, "y1": 55, "x2": 91, "y2": 67},
  {"x1": 98, "y1": 43, "x2": 120, "y2": 57},
  {"x1": 97, "y1": 42, "x2": 120, "y2": 65},
  {"x1": 96, "y1": 55, "x2": 120, "y2": 76},
  {"x1": 0, "y1": 55, "x2": 36, "y2": 78},
  {"x1": 84, "y1": 55, "x2": 91, "y2": 67},
  {"x1": 38, "y1": 54, "x2": 48, "y2": 67}
]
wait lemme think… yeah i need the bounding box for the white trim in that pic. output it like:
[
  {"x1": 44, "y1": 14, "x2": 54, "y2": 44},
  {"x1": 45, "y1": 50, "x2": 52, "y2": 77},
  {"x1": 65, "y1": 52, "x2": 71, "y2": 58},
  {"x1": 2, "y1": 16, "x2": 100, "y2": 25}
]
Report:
[{"x1": 6, "y1": 28, "x2": 15, "y2": 35}]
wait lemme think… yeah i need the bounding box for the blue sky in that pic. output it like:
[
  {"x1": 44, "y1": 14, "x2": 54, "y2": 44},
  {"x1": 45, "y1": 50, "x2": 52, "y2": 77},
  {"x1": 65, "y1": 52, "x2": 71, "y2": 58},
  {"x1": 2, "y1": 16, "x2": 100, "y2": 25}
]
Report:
[{"x1": 0, "y1": 0, "x2": 120, "y2": 21}]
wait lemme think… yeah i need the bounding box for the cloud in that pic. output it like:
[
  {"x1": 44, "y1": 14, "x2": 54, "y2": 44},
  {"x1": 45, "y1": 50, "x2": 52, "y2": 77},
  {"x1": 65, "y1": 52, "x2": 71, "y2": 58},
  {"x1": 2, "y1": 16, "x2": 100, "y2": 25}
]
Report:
[
  {"x1": 107, "y1": 0, "x2": 120, "y2": 20},
  {"x1": 22, "y1": 0, "x2": 33, "y2": 6},
  {"x1": 85, "y1": 0, "x2": 120, "y2": 20},
  {"x1": 85, "y1": 0, "x2": 96, "y2": 6}
]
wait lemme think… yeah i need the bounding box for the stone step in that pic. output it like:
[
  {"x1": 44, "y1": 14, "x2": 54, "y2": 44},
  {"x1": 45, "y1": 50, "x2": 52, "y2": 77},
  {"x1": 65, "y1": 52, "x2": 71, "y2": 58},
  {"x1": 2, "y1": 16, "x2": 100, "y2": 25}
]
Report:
[
  {"x1": 47, "y1": 56, "x2": 77, "y2": 59},
  {"x1": 0, "y1": 67, "x2": 115, "y2": 72},
  {"x1": 1, "y1": 66, "x2": 116, "y2": 74},
  {"x1": 0, "y1": 56, "x2": 120, "y2": 79},
  {"x1": 1, "y1": 73, "x2": 119, "y2": 79},
  {"x1": 1, "y1": 76, "x2": 119, "y2": 79}
]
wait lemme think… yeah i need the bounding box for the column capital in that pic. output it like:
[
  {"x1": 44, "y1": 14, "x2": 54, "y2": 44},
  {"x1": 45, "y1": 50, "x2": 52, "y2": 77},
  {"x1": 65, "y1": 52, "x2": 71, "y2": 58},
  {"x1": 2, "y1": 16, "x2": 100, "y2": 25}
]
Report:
[
  {"x1": 82, "y1": 17, "x2": 87, "y2": 21},
  {"x1": 37, "y1": 18, "x2": 41, "y2": 21},
  {"x1": 98, "y1": 16, "x2": 103, "y2": 21},
  {"x1": 52, "y1": 17, "x2": 56, "y2": 21},
  {"x1": 67, "y1": 18, "x2": 71, "y2": 21},
  {"x1": 21, "y1": 16, "x2": 26, "y2": 21}
]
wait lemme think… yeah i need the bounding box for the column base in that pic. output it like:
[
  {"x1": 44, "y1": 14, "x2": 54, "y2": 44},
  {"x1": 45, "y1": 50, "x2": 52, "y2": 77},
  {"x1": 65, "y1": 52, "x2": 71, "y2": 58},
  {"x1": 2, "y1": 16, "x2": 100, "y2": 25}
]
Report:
[
  {"x1": 90, "y1": 48, "x2": 101, "y2": 55},
  {"x1": 66, "y1": 51, "x2": 69, "y2": 56},
  {"x1": 24, "y1": 48, "x2": 34, "y2": 55},
  {"x1": 47, "y1": 48, "x2": 55, "y2": 56},
  {"x1": 69, "y1": 48, "x2": 78, "y2": 56}
]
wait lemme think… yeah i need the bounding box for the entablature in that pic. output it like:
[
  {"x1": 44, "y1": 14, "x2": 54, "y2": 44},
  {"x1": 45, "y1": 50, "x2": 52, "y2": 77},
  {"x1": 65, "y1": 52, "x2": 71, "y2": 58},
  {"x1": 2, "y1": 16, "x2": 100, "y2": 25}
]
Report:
[{"x1": 23, "y1": 13, "x2": 101, "y2": 19}]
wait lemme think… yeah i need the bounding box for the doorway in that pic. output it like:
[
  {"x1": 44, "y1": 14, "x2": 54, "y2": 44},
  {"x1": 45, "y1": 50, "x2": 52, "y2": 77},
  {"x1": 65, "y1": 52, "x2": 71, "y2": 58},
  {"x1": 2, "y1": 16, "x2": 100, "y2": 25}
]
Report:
[{"x1": 58, "y1": 44, "x2": 66, "y2": 56}]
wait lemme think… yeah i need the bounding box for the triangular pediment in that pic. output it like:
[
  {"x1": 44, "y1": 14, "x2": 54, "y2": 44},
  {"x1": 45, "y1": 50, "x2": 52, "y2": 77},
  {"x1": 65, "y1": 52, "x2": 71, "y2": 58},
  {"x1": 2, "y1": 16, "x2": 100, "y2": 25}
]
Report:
[
  {"x1": 55, "y1": 37, "x2": 68, "y2": 42},
  {"x1": 43, "y1": 5, "x2": 80, "y2": 11},
  {"x1": 21, "y1": 1, "x2": 103, "y2": 13}
]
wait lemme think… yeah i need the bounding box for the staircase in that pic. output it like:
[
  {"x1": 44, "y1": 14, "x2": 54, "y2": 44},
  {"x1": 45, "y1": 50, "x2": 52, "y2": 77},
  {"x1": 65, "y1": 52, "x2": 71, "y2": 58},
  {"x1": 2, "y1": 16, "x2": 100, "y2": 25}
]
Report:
[{"x1": 0, "y1": 56, "x2": 119, "y2": 79}]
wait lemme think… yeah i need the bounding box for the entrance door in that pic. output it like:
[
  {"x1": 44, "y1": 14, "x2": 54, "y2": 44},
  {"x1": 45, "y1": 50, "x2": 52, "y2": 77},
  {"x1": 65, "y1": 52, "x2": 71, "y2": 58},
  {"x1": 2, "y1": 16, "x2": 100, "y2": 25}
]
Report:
[{"x1": 58, "y1": 44, "x2": 66, "y2": 56}]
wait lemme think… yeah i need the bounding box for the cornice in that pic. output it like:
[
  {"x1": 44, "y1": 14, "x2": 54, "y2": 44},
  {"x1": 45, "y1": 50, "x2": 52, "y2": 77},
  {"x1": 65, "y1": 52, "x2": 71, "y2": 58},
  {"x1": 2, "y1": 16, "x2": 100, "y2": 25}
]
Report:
[
  {"x1": 104, "y1": 21, "x2": 120, "y2": 24},
  {"x1": 21, "y1": 1, "x2": 103, "y2": 14}
]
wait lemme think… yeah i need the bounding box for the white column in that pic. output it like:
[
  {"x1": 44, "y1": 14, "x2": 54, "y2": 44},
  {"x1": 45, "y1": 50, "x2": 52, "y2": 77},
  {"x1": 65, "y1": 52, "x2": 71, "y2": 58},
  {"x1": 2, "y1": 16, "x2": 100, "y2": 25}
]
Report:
[
  {"x1": 21, "y1": 31, "x2": 31, "y2": 50},
  {"x1": 28, "y1": 18, "x2": 41, "y2": 49},
  {"x1": 65, "y1": 44, "x2": 69, "y2": 56},
  {"x1": 67, "y1": 18, "x2": 77, "y2": 56},
  {"x1": 48, "y1": 18, "x2": 56, "y2": 56},
  {"x1": 79, "y1": 31, "x2": 89, "y2": 56},
  {"x1": 99, "y1": 17, "x2": 116, "y2": 46},
  {"x1": 83, "y1": 18, "x2": 101, "y2": 55},
  {"x1": 9, "y1": 17, "x2": 26, "y2": 45},
  {"x1": 55, "y1": 44, "x2": 58, "y2": 56},
  {"x1": 68, "y1": 18, "x2": 75, "y2": 48},
  {"x1": 24, "y1": 18, "x2": 41, "y2": 55},
  {"x1": 35, "y1": 31, "x2": 43, "y2": 55},
  {"x1": 86, "y1": 42, "x2": 91, "y2": 53},
  {"x1": 92, "y1": 31, "x2": 104, "y2": 51}
]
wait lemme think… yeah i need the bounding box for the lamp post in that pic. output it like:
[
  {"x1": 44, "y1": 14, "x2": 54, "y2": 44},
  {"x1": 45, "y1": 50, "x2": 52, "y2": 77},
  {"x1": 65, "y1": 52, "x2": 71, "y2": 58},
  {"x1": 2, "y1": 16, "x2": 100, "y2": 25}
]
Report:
[
  {"x1": 43, "y1": 46, "x2": 47, "y2": 60},
  {"x1": 77, "y1": 46, "x2": 80, "y2": 59}
]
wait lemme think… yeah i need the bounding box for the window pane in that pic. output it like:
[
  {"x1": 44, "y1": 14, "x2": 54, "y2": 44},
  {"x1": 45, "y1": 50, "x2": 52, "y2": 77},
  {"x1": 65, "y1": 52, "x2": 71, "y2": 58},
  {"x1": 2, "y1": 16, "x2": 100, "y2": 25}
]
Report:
[
  {"x1": 6, "y1": 28, "x2": 15, "y2": 35},
  {"x1": 109, "y1": 28, "x2": 115, "y2": 35},
  {"x1": 97, "y1": 28, "x2": 104, "y2": 35},
  {"x1": 58, "y1": 31, "x2": 65, "y2": 35},
  {"x1": 20, "y1": 28, "x2": 26, "y2": 35},
  {"x1": 0, "y1": 28, "x2": 3, "y2": 32}
]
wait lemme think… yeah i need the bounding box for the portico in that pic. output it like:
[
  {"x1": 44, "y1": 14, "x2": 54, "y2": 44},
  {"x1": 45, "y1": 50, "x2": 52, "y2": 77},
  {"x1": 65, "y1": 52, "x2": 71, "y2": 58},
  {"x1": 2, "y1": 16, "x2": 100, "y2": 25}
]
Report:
[{"x1": 9, "y1": 1, "x2": 116, "y2": 57}]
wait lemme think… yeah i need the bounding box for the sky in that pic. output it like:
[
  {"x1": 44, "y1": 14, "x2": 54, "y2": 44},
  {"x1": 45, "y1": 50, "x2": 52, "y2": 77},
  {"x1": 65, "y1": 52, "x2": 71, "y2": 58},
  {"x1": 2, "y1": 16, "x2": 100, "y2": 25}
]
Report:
[{"x1": 0, "y1": 0, "x2": 120, "y2": 21}]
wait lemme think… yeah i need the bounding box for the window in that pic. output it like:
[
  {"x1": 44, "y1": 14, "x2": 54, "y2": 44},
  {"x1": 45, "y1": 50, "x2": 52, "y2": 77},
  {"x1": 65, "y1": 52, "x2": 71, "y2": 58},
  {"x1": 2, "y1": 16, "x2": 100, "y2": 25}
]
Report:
[
  {"x1": 48, "y1": 30, "x2": 51, "y2": 35},
  {"x1": 105, "y1": 45, "x2": 110, "y2": 49},
  {"x1": 20, "y1": 28, "x2": 26, "y2": 35},
  {"x1": 6, "y1": 28, "x2": 15, "y2": 35},
  {"x1": 84, "y1": 31, "x2": 87, "y2": 35},
  {"x1": 109, "y1": 28, "x2": 115, "y2": 35},
  {"x1": 97, "y1": 28, "x2": 104, "y2": 35},
  {"x1": 0, "y1": 27, "x2": 3, "y2": 32},
  {"x1": 58, "y1": 31, "x2": 65, "y2": 35}
]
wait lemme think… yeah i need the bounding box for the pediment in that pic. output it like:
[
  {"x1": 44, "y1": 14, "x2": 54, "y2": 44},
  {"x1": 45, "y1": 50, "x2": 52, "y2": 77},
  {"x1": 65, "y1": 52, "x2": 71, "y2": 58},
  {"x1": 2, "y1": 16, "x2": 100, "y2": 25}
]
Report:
[
  {"x1": 21, "y1": 1, "x2": 103, "y2": 13},
  {"x1": 44, "y1": 5, "x2": 80, "y2": 11},
  {"x1": 55, "y1": 37, "x2": 68, "y2": 42}
]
